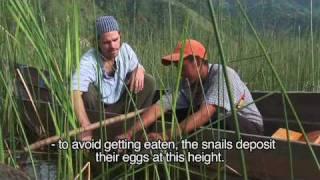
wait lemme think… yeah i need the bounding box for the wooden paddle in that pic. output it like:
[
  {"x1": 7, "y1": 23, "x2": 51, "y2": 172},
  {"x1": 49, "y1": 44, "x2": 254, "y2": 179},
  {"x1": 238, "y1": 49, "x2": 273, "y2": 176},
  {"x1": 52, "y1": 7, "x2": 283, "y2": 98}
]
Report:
[{"x1": 24, "y1": 108, "x2": 145, "y2": 151}]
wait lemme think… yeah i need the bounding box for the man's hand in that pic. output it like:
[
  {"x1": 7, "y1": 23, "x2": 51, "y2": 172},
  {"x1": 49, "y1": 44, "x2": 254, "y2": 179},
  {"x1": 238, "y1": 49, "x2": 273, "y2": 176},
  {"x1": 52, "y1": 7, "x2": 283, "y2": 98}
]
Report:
[
  {"x1": 115, "y1": 133, "x2": 132, "y2": 154},
  {"x1": 179, "y1": 103, "x2": 216, "y2": 133},
  {"x1": 79, "y1": 129, "x2": 93, "y2": 141},
  {"x1": 73, "y1": 91, "x2": 93, "y2": 141},
  {"x1": 130, "y1": 66, "x2": 145, "y2": 93},
  {"x1": 115, "y1": 133, "x2": 132, "y2": 141},
  {"x1": 147, "y1": 132, "x2": 165, "y2": 141}
]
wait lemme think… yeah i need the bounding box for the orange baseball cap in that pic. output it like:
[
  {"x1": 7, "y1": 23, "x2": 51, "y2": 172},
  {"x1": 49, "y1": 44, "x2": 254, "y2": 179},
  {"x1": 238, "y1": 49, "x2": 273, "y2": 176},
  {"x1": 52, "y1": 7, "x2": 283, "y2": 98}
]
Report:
[{"x1": 161, "y1": 39, "x2": 207, "y2": 65}]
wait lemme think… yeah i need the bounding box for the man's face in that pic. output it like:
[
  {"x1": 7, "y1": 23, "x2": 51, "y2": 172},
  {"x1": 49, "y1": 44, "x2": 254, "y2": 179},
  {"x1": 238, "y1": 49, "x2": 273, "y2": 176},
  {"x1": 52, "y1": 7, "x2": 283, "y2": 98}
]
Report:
[
  {"x1": 99, "y1": 31, "x2": 121, "y2": 60},
  {"x1": 179, "y1": 56, "x2": 200, "y2": 84}
]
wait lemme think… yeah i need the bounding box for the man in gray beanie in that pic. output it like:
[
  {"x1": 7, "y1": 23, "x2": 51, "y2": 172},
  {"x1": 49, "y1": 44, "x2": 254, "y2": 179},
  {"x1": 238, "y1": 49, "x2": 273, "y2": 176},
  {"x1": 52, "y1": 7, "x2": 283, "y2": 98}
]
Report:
[{"x1": 72, "y1": 16, "x2": 156, "y2": 141}]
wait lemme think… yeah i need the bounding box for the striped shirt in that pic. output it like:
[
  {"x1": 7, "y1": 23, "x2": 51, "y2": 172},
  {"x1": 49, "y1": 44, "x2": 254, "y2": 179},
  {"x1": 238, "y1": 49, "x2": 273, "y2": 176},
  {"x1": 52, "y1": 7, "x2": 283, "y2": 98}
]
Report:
[
  {"x1": 158, "y1": 64, "x2": 263, "y2": 127},
  {"x1": 72, "y1": 43, "x2": 141, "y2": 104}
]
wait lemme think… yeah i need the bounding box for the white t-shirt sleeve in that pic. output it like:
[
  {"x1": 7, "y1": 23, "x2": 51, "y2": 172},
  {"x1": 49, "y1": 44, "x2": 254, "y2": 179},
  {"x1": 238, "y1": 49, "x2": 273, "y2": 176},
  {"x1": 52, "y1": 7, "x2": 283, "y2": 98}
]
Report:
[{"x1": 123, "y1": 43, "x2": 140, "y2": 72}]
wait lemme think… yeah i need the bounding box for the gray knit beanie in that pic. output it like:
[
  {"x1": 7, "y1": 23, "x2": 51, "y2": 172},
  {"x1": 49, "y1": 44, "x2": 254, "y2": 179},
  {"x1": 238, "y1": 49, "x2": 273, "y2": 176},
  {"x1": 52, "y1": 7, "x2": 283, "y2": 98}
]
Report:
[{"x1": 96, "y1": 16, "x2": 119, "y2": 37}]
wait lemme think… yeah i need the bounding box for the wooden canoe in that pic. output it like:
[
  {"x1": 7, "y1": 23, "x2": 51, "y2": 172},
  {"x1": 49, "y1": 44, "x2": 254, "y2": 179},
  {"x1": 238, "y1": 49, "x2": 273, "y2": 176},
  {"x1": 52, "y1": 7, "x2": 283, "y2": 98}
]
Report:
[{"x1": 12, "y1": 65, "x2": 320, "y2": 179}]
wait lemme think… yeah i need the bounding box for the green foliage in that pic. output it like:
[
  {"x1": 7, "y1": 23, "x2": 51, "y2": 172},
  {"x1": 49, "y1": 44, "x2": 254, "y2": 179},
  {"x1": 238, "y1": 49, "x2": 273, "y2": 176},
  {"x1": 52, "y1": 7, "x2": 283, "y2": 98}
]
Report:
[{"x1": 0, "y1": 0, "x2": 320, "y2": 179}]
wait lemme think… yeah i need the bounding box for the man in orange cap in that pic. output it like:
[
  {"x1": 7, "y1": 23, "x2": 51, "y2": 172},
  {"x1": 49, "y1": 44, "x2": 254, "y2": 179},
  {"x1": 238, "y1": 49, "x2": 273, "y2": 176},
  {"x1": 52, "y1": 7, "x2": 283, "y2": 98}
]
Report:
[{"x1": 118, "y1": 39, "x2": 263, "y2": 140}]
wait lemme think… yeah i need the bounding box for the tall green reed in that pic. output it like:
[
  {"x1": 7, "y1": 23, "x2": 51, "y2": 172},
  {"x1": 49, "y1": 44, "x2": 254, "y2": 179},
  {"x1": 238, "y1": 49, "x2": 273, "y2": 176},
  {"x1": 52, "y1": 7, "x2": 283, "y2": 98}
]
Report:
[
  {"x1": 208, "y1": 1, "x2": 248, "y2": 179},
  {"x1": 1, "y1": 0, "x2": 320, "y2": 179}
]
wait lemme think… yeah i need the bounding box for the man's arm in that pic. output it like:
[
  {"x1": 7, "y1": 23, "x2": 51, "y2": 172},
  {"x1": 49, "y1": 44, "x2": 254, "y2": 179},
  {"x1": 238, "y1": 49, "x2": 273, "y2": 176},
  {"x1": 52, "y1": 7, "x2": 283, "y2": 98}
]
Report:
[
  {"x1": 129, "y1": 65, "x2": 145, "y2": 93},
  {"x1": 120, "y1": 103, "x2": 165, "y2": 139},
  {"x1": 73, "y1": 90, "x2": 92, "y2": 141},
  {"x1": 170, "y1": 103, "x2": 216, "y2": 138}
]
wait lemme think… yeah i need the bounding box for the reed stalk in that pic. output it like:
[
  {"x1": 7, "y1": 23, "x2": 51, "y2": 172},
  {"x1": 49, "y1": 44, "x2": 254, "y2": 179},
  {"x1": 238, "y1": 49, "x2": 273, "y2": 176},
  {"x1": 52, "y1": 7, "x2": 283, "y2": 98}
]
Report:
[
  {"x1": 1, "y1": 0, "x2": 320, "y2": 179},
  {"x1": 282, "y1": 94, "x2": 294, "y2": 180},
  {"x1": 208, "y1": 1, "x2": 248, "y2": 179}
]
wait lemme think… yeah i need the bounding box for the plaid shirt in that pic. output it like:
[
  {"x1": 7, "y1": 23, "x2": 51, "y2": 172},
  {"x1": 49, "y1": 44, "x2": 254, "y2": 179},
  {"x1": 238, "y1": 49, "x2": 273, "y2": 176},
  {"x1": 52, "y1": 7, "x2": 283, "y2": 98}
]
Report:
[{"x1": 158, "y1": 64, "x2": 263, "y2": 127}]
